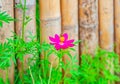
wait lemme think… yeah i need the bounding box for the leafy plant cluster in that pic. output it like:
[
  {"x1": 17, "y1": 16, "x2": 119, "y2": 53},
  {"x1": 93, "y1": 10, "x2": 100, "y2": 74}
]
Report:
[
  {"x1": 0, "y1": 11, "x2": 14, "y2": 27},
  {"x1": 74, "y1": 49, "x2": 120, "y2": 84},
  {"x1": 0, "y1": 0, "x2": 120, "y2": 84},
  {"x1": 0, "y1": 36, "x2": 120, "y2": 84}
]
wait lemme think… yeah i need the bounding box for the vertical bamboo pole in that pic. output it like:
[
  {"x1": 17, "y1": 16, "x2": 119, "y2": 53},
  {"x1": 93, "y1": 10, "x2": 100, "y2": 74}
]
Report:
[
  {"x1": 99, "y1": 0, "x2": 114, "y2": 83},
  {"x1": 0, "y1": 0, "x2": 14, "y2": 84},
  {"x1": 15, "y1": 0, "x2": 36, "y2": 73},
  {"x1": 61, "y1": 0, "x2": 79, "y2": 71},
  {"x1": 115, "y1": 0, "x2": 120, "y2": 59},
  {"x1": 40, "y1": 0, "x2": 61, "y2": 67},
  {"x1": 79, "y1": 0, "x2": 98, "y2": 55},
  {"x1": 99, "y1": 0, "x2": 114, "y2": 51},
  {"x1": 115, "y1": 0, "x2": 120, "y2": 84}
]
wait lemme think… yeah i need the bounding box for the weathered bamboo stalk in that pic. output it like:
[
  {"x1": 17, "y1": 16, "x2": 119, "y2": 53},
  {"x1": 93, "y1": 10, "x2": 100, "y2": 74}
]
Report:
[
  {"x1": 79, "y1": 0, "x2": 98, "y2": 55},
  {"x1": 15, "y1": 0, "x2": 36, "y2": 75},
  {"x1": 99, "y1": 0, "x2": 114, "y2": 51},
  {"x1": 99, "y1": 0, "x2": 114, "y2": 83},
  {"x1": 0, "y1": 0, "x2": 14, "y2": 84},
  {"x1": 61, "y1": 0, "x2": 79, "y2": 76},
  {"x1": 39, "y1": 0, "x2": 61, "y2": 67},
  {"x1": 115, "y1": 0, "x2": 120, "y2": 60},
  {"x1": 114, "y1": 0, "x2": 120, "y2": 84}
]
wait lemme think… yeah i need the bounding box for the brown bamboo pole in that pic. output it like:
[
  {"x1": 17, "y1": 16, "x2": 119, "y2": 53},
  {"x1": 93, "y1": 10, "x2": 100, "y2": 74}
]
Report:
[
  {"x1": 40, "y1": 0, "x2": 61, "y2": 67},
  {"x1": 79, "y1": 0, "x2": 98, "y2": 55},
  {"x1": 99, "y1": 0, "x2": 114, "y2": 83},
  {"x1": 114, "y1": 0, "x2": 120, "y2": 84},
  {"x1": 115, "y1": 0, "x2": 120, "y2": 60},
  {"x1": 15, "y1": 0, "x2": 36, "y2": 74},
  {"x1": 61, "y1": 0, "x2": 79, "y2": 73},
  {"x1": 99, "y1": 0, "x2": 114, "y2": 51},
  {"x1": 0, "y1": 0, "x2": 14, "y2": 84}
]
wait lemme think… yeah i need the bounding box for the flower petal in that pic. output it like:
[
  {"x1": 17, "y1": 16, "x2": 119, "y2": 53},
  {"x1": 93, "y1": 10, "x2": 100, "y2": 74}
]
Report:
[
  {"x1": 66, "y1": 39, "x2": 74, "y2": 44},
  {"x1": 62, "y1": 33, "x2": 68, "y2": 41},
  {"x1": 59, "y1": 43, "x2": 68, "y2": 49},
  {"x1": 55, "y1": 34, "x2": 60, "y2": 42},
  {"x1": 62, "y1": 45, "x2": 68, "y2": 49},
  {"x1": 55, "y1": 44, "x2": 61, "y2": 50},
  {"x1": 68, "y1": 44, "x2": 74, "y2": 47},
  {"x1": 49, "y1": 36, "x2": 56, "y2": 42}
]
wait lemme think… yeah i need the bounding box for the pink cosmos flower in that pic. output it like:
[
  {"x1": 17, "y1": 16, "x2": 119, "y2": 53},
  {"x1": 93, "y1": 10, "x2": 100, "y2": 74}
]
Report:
[{"x1": 49, "y1": 33, "x2": 74, "y2": 50}]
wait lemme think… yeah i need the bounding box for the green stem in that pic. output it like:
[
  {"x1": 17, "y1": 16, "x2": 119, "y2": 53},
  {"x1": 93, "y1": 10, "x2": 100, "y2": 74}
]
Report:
[
  {"x1": 21, "y1": 0, "x2": 26, "y2": 40},
  {"x1": 48, "y1": 63, "x2": 52, "y2": 84},
  {"x1": 55, "y1": 51, "x2": 62, "y2": 70},
  {"x1": 42, "y1": 51, "x2": 47, "y2": 79},
  {"x1": 59, "y1": 57, "x2": 61, "y2": 70},
  {"x1": 29, "y1": 66, "x2": 35, "y2": 84},
  {"x1": 21, "y1": 60, "x2": 24, "y2": 84},
  {"x1": 39, "y1": 75, "x2": 43, "y2": 84},
  {"x1": 20, "y1": 0, "x2": 26, "y2": 84}
]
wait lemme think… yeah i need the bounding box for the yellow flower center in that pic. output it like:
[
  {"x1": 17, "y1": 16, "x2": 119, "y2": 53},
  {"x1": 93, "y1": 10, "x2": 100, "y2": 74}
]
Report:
[{"x1": 60, "y1": 36, "x2": 65, "y2": 43}]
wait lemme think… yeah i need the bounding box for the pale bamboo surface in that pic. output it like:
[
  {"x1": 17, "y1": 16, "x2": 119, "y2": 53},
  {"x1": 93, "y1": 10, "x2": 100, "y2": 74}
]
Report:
[
  {"x1": 99, "y1": 0, "x2": 114, "y2": 51},
  {"x1": 115, "y1": 0, "x2": 120, "y2": 59},
  {"x1": 0, "y1": 0, "x2": 14, "y2": 84},
  {"x1": 79, "y1": 0, "x2": 98, "y2": 55},
  {"x1": 15, "y1": 0, "x2": 36, "y2": 71},
  {"x1": 40, "y1": 0, "x2": 61, "y2": 67},
  {"x1": 99, "y1": 0, "x2": 114, "y2": 83},
  {"x1": 61, "y1": 0, "x2": 79, "y2": 69},
  {"x1": 115, "y1": 0, "x2": 120, "y2": 84}
]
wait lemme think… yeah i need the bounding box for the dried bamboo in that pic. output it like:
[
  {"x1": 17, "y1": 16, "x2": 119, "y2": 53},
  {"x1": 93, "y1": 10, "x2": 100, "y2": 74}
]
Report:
[
  {"x1": 61, "y1": 0, "x2": 79, "y2": 69},
  {"x1": 99, "y1": 0, "x2": 114, "y2": 51},
  {"x1": 0, "y1": 0, "x2": 14, "y2": 84},
  {"x1": 99, "y1": 0, "x2": 114, "y2": 83},
  {"x1": 115, "y1": 0, "x2": 120, "y2": 59},
  {"x1": 79, "y1": 0, "x2": 98, "y2": 55},
  {"x1": 15, "y1": 0, "x2": 36, "y2": 74},
  {"x1": 39, "y1": 0, "x2": 61, "y2": 67},
  {"x1": 114, "y1": 0, "x2": 120, "y2": 84}
]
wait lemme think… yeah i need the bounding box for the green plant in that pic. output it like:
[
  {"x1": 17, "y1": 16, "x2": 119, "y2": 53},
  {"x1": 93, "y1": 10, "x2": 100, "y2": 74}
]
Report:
[
  {"x1": 15, "y1": 40, "x2": 79, "y2": 84},
  {"x1": 69, "y1": 48, "x2": 120, "y2": 84},
  {"x1": 0, "y1": 11, "x2": 14, "y2": 27},
  {"x1": 0, "y1": 34, "x2": 40, "y2": 83},
  {"x1": 15, "y1": 0, "x2": 32, "y2": 40},
  {"x1": 15, "y1": 0, "x2": 33, "y2": 83},
  {"x1": 1, "y1": 34, "x2": 120, "y2": 84}
]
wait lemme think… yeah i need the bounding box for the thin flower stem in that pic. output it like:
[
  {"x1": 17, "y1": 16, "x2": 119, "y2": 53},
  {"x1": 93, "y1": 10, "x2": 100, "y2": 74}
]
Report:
[
  {"x1": 48, "y1": 63, "x2": 53, "y2": 84},
  {"x1": 43, "y1": 51, "x2": 47, "y2": 79},
  {"x1": 39, "y1": 75, "x2": 43, "y2": 84},
  {"x1": 21, "y1": 60, "x2": 24, "y2": 84},
  {"x1": 55, "y1": 50, "x2": 63, "y2": 70},
  {"x1": 29, "y1": 66, "x2": 35, "y2": 84}
]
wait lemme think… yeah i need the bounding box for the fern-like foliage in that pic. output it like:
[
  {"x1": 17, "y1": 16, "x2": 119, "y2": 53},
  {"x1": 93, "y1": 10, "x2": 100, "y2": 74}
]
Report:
[{"x1": 0, "y1": 11, "x2": 14, "y2": 28}]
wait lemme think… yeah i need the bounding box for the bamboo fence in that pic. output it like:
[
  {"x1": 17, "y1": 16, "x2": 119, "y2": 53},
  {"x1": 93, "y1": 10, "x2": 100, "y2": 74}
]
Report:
[
  {"x1": 0, "y1": 0, "x2": 14, "y2": 84},
  {"x1": 0, "y1": 0, "x2": 120, "y2": 83}
]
